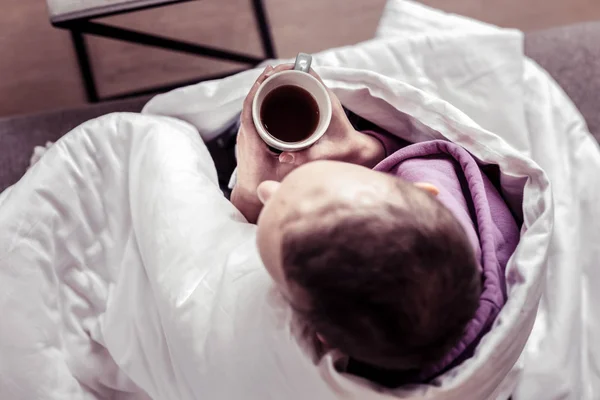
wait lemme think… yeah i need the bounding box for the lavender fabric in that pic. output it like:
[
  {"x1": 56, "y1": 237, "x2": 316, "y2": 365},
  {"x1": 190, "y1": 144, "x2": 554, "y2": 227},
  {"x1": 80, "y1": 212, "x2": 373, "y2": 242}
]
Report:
[{"x1": 374, "y1": 140, "x2": 520, "y2": 381}]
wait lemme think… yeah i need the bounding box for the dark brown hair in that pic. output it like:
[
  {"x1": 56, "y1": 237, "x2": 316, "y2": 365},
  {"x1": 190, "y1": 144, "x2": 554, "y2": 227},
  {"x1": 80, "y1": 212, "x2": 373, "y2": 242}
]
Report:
[{"x1": 281, "y1": 179, "x2": 481, "y2": 371}]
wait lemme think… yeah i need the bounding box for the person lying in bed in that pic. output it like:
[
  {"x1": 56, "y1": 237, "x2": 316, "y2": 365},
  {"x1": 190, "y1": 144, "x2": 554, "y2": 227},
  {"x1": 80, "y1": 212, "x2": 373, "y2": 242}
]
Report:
[{"x1": 231, "y1": 65, "x2": 520, "y2": 387}]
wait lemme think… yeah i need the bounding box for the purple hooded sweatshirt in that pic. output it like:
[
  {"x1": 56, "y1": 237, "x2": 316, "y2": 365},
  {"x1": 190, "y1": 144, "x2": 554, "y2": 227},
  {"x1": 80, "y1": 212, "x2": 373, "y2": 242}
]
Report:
[{"x1": 347, "y1": 137, "x2": 520, "y2": 386}]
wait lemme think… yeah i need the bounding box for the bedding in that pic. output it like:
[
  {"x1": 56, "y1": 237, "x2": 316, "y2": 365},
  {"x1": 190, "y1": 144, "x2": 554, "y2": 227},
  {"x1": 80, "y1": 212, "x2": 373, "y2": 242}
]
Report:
[{"x1": 1, "y1": 1, "x2": 599, "y2": 399}]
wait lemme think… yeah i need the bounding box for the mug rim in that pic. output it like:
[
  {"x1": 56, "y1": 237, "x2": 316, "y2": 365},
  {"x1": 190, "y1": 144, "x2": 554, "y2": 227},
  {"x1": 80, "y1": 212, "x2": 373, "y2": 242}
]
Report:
[{"x1": 252, "y1": 70, "x2": 332, "y2": 152}]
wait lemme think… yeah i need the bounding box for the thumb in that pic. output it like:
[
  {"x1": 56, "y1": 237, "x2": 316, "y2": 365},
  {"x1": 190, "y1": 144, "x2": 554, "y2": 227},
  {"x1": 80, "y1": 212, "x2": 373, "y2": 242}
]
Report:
[
  {"x1": 278, "y1": 152, "x2": 295, "y2": 164},
  {"x1": 278, "y1": 150, "x2": 315, "y2": 167}
]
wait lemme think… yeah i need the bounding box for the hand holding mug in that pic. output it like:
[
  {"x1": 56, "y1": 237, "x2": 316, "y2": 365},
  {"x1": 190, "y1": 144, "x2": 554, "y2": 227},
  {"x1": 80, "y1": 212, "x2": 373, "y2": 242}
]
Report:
[
  {"x1": 232, "y1": 55, "x2": 384, "y2": 223},
  {"x1": 252, "y1": 53, "x2": 332, "y2": 152},
  {"x1": 231, "y1": 64, "x2": 285, "y2": 223}
]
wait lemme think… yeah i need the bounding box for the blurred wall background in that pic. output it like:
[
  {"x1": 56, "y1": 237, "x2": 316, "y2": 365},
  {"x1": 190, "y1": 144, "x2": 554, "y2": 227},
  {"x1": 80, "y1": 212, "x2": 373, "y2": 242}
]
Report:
[{"x1": 1, "y1": 0, "x2": 599, "y2": 117}]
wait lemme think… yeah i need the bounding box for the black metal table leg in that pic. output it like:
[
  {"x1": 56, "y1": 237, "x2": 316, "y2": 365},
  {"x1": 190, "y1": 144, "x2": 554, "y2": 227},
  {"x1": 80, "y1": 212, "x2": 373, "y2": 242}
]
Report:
[
  {"x1": 60, "y1": 0, "x2": 277, "y2": 102},
  {"x1": 252, "y1": 0, "x2": 277, "y2": 59},
  {"x1": 73, "y1": 21, "x2": 264, "y2": 64},
  {"x1": 70, "y1": 30, "x2": 99, "y2": 103}
]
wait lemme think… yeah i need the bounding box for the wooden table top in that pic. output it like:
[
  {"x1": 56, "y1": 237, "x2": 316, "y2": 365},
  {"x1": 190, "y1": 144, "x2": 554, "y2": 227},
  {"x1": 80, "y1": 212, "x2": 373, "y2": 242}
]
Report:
[{"x1": 47, "y1": 0, "x2": 195, "y2": 23}]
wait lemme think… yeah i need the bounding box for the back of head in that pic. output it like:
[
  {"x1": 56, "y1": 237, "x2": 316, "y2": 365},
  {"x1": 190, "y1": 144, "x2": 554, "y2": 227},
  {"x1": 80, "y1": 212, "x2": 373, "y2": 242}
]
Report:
[{"x1": 281, "y1": 178, "x2": 481, "y2": 371}]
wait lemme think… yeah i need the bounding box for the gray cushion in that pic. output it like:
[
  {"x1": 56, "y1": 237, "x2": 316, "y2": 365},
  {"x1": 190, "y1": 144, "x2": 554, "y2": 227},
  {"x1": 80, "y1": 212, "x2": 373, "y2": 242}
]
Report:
[
  {"x1": 0, "y1": 97, "x2": 149, "y2": 192},
  {"x1": 524, "y1": 21, "x2": 600, "y2": 143}
]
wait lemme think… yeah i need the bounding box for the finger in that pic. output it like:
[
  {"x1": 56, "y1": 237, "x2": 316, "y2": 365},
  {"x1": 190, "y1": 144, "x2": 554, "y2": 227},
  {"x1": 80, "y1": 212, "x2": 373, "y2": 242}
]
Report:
[
  {"x1": 279, "y1": 149, "x2": 313, "y2": 167},
  {"x1": 294, "y1": 137, "x2": 343, "y2": 163},
  {"x1": 235, "y1": 123, "x2": 245, "y2": 143},
  {"x1": 279, "y1": 148, "x2": 325, "y2": 166},
  {"x1": 242, "y1": 65, "x2": 273, "y2": 119},
  {"x1": 250, "y1": 63, "x2": 293, "y2": 97},
  {"x1": 259, "y1": 63, "x2": 293, "y2": 82},
  {"x1": 278, "y1": 152, "x2": 295, "y2": 164},
  {"x1": 270, "y1": 63, "x2": 294, "y2": 74},
  {"x1": 305, "y1": 68, "x2": 338, "y2": 112},
  {"x1": 308, "y1": 67, "x2": 326, "y2": 84}
]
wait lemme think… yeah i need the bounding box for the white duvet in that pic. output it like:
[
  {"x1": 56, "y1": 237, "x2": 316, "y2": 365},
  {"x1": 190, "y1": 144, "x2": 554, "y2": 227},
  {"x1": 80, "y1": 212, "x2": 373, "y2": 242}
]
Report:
[{"x1": 1, "y1": 1, "x2": 599, "y2": 399}]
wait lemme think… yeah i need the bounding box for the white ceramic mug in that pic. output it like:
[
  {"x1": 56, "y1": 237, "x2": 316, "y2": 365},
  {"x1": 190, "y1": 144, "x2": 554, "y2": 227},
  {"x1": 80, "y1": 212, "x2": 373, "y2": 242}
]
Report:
[{"x1": 252, "y1": 53, "x2": 332, "y2": 152}]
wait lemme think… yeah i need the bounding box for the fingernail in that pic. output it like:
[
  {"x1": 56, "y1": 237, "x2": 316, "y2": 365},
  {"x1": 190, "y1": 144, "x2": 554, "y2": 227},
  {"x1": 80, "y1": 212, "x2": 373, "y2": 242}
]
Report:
[
  {"x1": 279, "y1": 153, "x2": 294, "y2": 164},
  {"x1": 265, "y1": 65, "x2": 274, "y2": 77}
]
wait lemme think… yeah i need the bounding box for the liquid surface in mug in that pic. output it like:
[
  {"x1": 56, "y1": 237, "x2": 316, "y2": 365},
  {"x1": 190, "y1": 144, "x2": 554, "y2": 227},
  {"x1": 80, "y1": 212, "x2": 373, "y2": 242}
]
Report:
[{"x1": 260, "y1": 85, "x2": 320, "y2": 143}]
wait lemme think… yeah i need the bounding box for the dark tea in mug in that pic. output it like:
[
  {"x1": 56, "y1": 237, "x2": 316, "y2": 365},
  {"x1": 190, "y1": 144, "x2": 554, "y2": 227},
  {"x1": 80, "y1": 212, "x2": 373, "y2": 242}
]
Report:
[{"x1": 260, "y1": 85, "x2": 320, "y2": 143}]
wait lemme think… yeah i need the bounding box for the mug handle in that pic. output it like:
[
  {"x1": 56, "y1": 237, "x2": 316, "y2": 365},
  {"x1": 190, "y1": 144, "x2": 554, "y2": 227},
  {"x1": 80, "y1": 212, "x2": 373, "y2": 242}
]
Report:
[{"x1": 293, "y1": 53, "x2": 312, "y2": 73}]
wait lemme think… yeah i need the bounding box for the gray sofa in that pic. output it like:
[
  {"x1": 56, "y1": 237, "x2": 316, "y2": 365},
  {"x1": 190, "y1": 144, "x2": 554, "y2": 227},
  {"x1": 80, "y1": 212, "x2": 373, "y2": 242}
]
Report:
[{"x1": 1, "y1": 21, "x2": 600, "y2": 193}]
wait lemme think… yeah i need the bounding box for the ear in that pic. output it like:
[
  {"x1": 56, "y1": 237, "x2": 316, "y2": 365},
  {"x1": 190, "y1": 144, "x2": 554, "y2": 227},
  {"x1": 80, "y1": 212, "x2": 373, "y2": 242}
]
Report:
[
  {"x1": 257, "y1": 180, "x2": 281, "y2": 204},
  {"x1": 414, "y1": 182, "x2": 440, "y2": 196}
]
